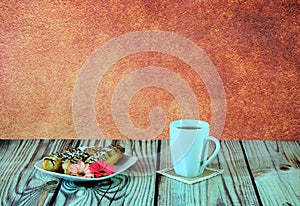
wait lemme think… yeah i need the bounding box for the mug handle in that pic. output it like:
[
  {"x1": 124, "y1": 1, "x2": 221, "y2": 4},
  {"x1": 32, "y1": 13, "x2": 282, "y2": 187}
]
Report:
[{"x1": 201, "y1": 136, "x2": 220, "y2": 168}]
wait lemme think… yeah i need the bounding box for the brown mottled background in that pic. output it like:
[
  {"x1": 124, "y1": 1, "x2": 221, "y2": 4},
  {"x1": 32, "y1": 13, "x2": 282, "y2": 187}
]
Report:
[{"x1": 0, "y1": 0, "x2": 299, "y2": 140}]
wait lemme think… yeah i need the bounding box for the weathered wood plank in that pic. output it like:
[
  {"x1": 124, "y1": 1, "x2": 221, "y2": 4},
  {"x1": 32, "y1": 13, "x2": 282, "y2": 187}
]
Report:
[
  {"x1": 0, "y1": 139, "x2": 78, "y2": 206},
  {"x1": 2, "y1": 140, "x2": 297, "y2": 205},
  {"x1": 242, "y1": 141, "x2": 300, "y2": 206},
  {"x1": 54, "y1": 140, "x2": 158, "y2": 206},
  {"x1": 158, "y1": 140, "x2": 260, "y2": 206}
]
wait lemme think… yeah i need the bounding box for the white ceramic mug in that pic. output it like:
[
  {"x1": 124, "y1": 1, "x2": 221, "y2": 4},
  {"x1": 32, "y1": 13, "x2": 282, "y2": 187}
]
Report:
[{"x1": 170, "y1": 119, "x2": 220, "y2": 177}]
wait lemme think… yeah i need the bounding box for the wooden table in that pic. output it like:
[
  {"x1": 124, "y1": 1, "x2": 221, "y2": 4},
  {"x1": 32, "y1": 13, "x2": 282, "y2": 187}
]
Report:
[{"x1": 0, "y1": 140, "x2": 299, "y2": 206}]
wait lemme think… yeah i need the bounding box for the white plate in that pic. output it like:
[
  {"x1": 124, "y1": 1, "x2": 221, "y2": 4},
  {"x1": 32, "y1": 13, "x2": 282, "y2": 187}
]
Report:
[{"x1": 34, "y1": 154, "x2": 138, "y2": 182}]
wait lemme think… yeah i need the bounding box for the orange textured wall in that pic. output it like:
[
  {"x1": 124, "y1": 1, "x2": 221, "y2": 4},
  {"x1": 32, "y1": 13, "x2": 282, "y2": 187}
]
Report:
[{"x1": 1, "y1": 0, "x2": 299, "y2": 140}]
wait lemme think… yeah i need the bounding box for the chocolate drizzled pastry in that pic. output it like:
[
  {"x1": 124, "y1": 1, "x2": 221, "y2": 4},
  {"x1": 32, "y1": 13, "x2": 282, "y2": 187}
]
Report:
[
  {"x1": 42, "y1": 147, "x2": 90, "y2": 172},
  {"x1": 42, "y1": 144, "x2": 125, "y2": 174},
  {"x1": 85, "y1": 145, "x2": 125, "y2": 165}
]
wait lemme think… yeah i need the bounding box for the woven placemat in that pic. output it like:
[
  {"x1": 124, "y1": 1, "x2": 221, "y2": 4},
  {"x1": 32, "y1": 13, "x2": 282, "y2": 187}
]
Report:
[{"x1": 157, "y1": 167, "x2": 224, "y2": 184}]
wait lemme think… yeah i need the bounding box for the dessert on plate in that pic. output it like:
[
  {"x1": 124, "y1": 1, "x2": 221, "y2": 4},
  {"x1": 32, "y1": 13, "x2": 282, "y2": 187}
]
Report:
[{"x1": 41, "y1": 143, "x2": 125, "y2": 177}]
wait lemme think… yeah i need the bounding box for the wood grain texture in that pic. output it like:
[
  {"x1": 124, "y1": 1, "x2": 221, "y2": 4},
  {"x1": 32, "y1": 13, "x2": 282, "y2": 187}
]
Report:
[
  {"x1": 1, "y1": 140, "x2": 299, "y2": 205},
  {"x1": 0, "y1": 139, "x2": 78, "y2": 206},
  {"x1": 53, "y1": 140, "x2": 158, "y2": 206},
  {"x1": 158, "y1": 140, "x2": 259, "y2": 206},
  {"x1": 242, "y1": 141, "x2": 300, "y2": 206}
]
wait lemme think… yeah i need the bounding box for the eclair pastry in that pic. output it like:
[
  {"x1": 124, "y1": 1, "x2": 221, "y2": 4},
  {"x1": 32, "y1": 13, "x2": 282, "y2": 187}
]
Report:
[
  {"x1": 85, "y1": 145, "x2": 126, "y2": 165},
  {"x1": 42, "y1": 147, "x2": 90, "y2": 172},
  {"x1": 42, "y1": 144, "x2": 125, "y2": 174}
]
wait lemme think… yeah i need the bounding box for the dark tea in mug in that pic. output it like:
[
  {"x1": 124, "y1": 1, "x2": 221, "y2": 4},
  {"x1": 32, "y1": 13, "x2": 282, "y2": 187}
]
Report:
[{"x1": 176, "y1": 126, "x2": 202, "y2": 130}]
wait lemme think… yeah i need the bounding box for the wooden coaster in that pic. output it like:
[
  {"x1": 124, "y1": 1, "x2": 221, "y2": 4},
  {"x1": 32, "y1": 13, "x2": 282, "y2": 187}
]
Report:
[{"x1": 157, "y1": 167, "x2": 224, "y2": 184}]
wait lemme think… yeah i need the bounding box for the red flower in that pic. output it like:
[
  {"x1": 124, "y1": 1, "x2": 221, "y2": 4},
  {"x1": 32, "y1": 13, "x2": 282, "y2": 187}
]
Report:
[{"x1": 89, "y1": 160, "x2": 116, "y2": 177}]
